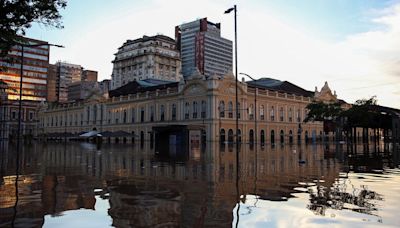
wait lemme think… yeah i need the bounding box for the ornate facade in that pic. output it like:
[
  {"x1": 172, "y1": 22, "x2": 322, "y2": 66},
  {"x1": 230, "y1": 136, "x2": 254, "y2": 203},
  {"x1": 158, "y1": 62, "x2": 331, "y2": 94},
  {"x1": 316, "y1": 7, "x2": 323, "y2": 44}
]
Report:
[{"x1": 37, "y1": 71, "x2": 323, "y2": 144}]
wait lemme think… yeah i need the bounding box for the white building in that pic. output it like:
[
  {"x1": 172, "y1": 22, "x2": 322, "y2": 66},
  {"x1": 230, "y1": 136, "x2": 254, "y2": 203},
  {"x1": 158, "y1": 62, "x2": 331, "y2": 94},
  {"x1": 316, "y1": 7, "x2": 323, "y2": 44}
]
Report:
[{"x1": 111, "y1": 35, "x2": 182, "y2": 90}]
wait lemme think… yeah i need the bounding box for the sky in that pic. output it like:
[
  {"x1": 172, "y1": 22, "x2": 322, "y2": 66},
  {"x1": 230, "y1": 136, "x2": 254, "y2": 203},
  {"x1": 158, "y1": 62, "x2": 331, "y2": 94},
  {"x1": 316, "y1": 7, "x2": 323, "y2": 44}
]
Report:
[{"x1": 26, "y1": 0, "x2": 400, "y2": 108}]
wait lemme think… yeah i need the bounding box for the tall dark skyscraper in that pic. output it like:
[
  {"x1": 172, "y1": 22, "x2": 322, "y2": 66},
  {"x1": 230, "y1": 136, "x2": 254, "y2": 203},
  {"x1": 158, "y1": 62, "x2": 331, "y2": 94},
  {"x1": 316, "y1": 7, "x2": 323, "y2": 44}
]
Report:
[{"x1": 176, "y1": 18, "x2": 233, "y2": 78}]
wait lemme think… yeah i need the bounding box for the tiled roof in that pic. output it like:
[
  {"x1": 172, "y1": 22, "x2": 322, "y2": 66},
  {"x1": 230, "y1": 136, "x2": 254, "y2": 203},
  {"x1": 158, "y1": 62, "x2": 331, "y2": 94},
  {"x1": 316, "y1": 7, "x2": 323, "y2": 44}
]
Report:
[
  {"x1": 247, "y1": 77, "x2": 314, "y2": 97},
  {"x1": 109, "y1": 79, "x2": 178, "y2": 97}
]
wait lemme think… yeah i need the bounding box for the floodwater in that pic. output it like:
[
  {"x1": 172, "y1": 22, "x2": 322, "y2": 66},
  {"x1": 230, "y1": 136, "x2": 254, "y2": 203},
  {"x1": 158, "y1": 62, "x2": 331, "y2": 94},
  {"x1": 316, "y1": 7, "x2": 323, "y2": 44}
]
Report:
[{"x1": 0, "y1": 141, "x2": 399, "y2": 227}]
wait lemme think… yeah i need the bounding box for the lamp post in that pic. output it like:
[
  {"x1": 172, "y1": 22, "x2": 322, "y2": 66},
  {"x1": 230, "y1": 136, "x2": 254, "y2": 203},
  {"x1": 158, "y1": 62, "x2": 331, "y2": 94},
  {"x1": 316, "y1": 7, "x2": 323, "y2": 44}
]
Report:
[
  {"x1": 239, "y1": 73, "x2": 257, "y2": 145},
  {"x1": 225, "y1": 5, "x2": 239, "y2": 146},
  {"x1": 16, "y1": 41, "x2": 64, "y2": 147}
]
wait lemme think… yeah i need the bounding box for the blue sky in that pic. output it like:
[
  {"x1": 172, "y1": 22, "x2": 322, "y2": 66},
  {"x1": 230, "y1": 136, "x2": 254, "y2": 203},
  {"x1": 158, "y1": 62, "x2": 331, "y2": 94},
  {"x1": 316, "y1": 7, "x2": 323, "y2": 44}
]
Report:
[{"x1": 27, "y1": 0, "x2": 400, "y2": 108}]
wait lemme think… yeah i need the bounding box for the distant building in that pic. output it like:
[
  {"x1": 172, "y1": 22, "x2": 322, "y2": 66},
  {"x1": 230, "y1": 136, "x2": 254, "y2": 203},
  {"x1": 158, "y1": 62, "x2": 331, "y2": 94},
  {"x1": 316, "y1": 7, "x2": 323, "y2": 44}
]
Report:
[
  {"x1": 82, "y1": 70, "x2": 98, "y2": 82},
  {"x1": 0, "y1": 37, "x2": 50, "y2": 139},
  {"x1": 47, "y1": 64, "x2": 57, "y2": 102},
  {"x1": 111, "y1": 35, "x2": 182, "y2": 90},
  {"x1": 175, "y1": 18, "x2": 232, "y2": 78},
  {"x1": 0, "y1": 37, "x2": 49, "y2": 101},
  {"x1": 68, "y1": 81, "x2": 100, "y2": 101},
  {"x1": 99, "y1": 79, "x2": 111, "y2": 95},
  {"x1": 54, "y1": 62, "x2": 83, "y2": 102}
]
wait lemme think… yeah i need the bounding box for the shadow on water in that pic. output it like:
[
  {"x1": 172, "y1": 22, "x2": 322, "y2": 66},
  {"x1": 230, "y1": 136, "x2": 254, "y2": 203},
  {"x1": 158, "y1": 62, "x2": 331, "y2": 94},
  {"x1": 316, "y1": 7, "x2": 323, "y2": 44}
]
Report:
[{"x1": 0, "y1": 140, "x2": 399, "y2": 227}]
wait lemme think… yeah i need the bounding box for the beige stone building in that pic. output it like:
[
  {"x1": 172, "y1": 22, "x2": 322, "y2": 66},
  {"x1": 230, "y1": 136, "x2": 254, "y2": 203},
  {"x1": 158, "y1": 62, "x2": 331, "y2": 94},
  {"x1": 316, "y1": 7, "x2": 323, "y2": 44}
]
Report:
[
  {"x1": 111, "y1": 35, "x2": 182, "y2": 90},
  {"x1": 37, "y1": 71, "x2": 324, "y2": 145}
]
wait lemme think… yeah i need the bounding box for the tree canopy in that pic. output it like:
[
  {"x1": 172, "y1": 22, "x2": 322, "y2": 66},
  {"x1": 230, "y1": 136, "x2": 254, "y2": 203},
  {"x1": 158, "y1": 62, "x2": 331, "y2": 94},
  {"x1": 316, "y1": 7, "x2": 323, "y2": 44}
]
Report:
[
  {"x1": 0, "y1": 0, "x2": 67, "y2": 57},
  {"x1": 304, "y1": 101, "x2": 343, "y2": 123}
]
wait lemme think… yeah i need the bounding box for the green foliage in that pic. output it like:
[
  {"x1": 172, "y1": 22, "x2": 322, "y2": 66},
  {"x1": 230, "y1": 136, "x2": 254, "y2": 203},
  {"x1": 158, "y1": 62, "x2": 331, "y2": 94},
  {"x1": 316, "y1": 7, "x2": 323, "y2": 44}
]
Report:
[
  {"x1": 341, "y1": 96, "x2": 381, "y2": 128},
  {"x1": 304, "y1": 101, "x2": 343, "y2": 122},
  {"x1": 0, "y1": 0, "x2": 67, "y2": 57}
]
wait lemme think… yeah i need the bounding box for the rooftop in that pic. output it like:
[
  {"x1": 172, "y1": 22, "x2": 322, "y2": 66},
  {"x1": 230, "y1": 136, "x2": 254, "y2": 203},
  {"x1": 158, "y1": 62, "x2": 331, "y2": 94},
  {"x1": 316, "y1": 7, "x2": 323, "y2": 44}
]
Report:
[
  {"x1": 246, "y1": 77, "x2": 314, "y2": 97},
  {"x1": 109, "y1": 79, "x2": 178, "y2": 97}
]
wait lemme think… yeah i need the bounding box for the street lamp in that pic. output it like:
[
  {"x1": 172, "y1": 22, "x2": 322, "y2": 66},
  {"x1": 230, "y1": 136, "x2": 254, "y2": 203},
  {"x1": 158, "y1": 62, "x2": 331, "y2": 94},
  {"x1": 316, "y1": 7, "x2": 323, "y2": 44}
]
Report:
[
  {"x1": 240, "y1": 73, "x2": 257, "y2": 145},
  {"x1": 16, "y1": 41, "x2": 64, "y2": 146},
  {"x1": 224, "y1": 5, "x2": 239, "y2": 147}
]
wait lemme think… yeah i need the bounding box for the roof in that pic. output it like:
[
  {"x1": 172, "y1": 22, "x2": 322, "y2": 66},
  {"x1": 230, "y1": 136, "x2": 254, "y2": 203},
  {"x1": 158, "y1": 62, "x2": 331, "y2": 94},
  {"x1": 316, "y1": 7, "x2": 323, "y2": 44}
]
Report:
[
  {"x1": 109, "y1": 79, "x2": 178, "y2": 97},
  {"x1": 121, "y1": 35, "x2": 176, "y2": 48},
  {"x1": 246, "y1": 77, "x2": 314, "y2": 97}
]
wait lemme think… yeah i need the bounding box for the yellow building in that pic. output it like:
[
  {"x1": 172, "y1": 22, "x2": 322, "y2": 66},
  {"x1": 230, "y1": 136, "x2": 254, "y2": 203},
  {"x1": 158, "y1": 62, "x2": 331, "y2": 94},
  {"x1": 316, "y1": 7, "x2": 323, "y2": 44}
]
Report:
[{"x1": 37, "y1": 71, "x2": 324, "y2": 145}]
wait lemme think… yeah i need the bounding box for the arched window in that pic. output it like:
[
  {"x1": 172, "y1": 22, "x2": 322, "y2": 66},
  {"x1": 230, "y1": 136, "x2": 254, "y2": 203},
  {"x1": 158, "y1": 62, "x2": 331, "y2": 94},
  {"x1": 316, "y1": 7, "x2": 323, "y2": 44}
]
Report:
[
  {"x1": 228, "y1": 129, "x2": 234, "y2": 143},
  {"x1": 260, "y1": 130, "x2": 265, "y2": 144},
  {"x1": 271, "y1": 130, "x2": 275, "y2": 144},
  {"x1": 305, "y1": 130, "x2": 309, "y2": 142},
  {"x1": 219, "y1": 101, "x2": 225, "y2": 118},
  {"x1": 171, "y1": 104, "x2": 176, "y2": 120},
  {"x1": 115, "y1": 110, "x2": 119, "y2": 124},
  {"x1": 228, "y1": 101, "x2": 233, "y2": 118},
  {"x1": 260, "y1": 105, "x2": 265, "y2": 120},
  {"x1": 270, "y1": 106, "x2": 275, "y2": 121},
  {"x1": 249, "y1": 104, "x2": 254, "y2": 120},
  {"x1": 280, "y1": 107, "x2": 284, "y2": 122},
  {"x1": 280, "y1": 130, "x2": 285, "y2": 144},
  {"x1": 249, "y1": 129, "x2": 254, "y2": 144},
  {"x1": 192, "y1": 101, "x2": 198, "y2": 118},
  {"x1": 201, "y1": 100, "x2": 206, "y2": 118},
  {"x1": 288, "y1": 108, "x2": 293, "y2": 122},
  {"x1": 220, "y1": 129, "x2": 226, "y2": 143},
  {"x1": 160, "y1": 105, "x2": 165, "y2": 121},
  {"x1": 185, "y1": 102, "x2": 190, "y2": 119},
  {"x1": 123, "y1": 109, "x2": 127, "y2": 123},
  {"x1": 289, "y1": 130, "x2": 293, "y2": 143},
  {"x1": 237, "y1": 129, "x2": 242, "y2": 143}
]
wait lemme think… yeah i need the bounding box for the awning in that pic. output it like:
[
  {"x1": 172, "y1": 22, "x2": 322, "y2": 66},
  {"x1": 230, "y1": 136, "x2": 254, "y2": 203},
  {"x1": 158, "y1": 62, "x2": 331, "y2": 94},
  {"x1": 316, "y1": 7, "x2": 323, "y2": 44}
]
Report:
[{"x1": 79, "y1": 130, "x2": 100, "y2": 138}]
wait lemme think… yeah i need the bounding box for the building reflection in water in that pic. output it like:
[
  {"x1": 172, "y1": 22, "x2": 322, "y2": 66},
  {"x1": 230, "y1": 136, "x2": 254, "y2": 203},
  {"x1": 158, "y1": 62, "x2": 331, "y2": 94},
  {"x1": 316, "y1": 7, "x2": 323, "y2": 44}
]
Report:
[{"x1": 0, "y1": 140, "x2": 399, "y2": 227}]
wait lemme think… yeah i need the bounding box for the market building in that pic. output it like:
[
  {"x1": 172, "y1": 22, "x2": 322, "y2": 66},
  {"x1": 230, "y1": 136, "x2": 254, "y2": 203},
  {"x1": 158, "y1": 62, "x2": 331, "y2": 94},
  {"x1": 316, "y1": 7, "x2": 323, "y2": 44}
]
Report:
[{"x1": 37, "y1": 71, "x2": 324, "y2": 148}]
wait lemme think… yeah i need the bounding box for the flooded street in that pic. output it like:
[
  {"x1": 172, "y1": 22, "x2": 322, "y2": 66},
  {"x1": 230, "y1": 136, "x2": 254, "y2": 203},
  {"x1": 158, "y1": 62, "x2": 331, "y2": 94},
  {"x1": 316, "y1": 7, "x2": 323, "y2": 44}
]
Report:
[{"x1": 0, "y1": 141, "x2": 399, "y2": 227}]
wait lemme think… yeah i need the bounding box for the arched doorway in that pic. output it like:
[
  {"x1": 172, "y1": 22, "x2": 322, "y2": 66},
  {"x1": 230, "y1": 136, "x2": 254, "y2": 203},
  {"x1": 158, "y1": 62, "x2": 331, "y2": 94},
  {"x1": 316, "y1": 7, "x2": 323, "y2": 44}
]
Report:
[
  {"x1": 271, "y1": 130, "x2": 275, "y2": 144},
  {"x1": 289, "y1": 130, "x2": 293, "y2": 144},
  {"x1": 260, "y1": 130, "x2": 265, "y2": 145},
  {"x1": 249, "y1": 129, "x2": 254, "y2": 144},
  {"x1": 280, "y1": 130, "x2": 284, "y2": 144},
  {"x1": 228, "y1": 129, "x2": 234, "y2": 143},
  {"x1": 220, "y1": 129, "x2": 225, "y2": 143}
]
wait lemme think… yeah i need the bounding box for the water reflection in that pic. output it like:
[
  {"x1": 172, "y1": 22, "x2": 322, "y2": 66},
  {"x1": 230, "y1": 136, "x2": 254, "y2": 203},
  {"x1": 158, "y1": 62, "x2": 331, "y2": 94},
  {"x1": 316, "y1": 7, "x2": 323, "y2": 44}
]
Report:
[{"x1": 0, "y1": 141, "x2": 399, "y2": 227}]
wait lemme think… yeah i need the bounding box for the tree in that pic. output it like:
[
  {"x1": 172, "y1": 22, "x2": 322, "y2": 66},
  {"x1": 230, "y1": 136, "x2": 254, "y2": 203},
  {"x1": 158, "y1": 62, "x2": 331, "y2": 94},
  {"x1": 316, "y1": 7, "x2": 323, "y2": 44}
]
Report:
[
  {"x1": 304, "y1": 101, "x2": 343, "y2": 123},
  {"x1": 0, "y1": 0, "x2": 67, "y2": 57}
]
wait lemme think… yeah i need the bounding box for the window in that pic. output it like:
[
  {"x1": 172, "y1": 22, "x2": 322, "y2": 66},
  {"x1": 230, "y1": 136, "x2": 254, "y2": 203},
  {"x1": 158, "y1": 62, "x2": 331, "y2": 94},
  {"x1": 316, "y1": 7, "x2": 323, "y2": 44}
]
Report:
[
  {"x1": 29, "y1": 112, "x2": 33, "y2": 121},
  {"x1": 160, "y1": 105, "x2": 165, "y2": 121},
  {"x1": 260, "y1": 130, "x2": 265, "y2": 144},
  {"x1": 123, "y1": 110, "x2": 127, "y2": 123},
  {"x1": 115, "y1": 111, "x2": 119, "y2": 124},
  {"x1": 219, "y1": 101, "x2": 225, "y2": 118},
  {"x1": 12, "y1": 111, "x2": 16, "y2": 120},
  {"x1": 228, "y1": 101, "x2": 233, "y2": 118},
  {"x1": 280, "y1": 107, "x2": 284, "y2": 122},
  {"x1": 260, "y1": 105, "x2": 265, "y2": 120},
  {"x1": 289, "y1": 108, "x2": 293, "y2": 122},
  {"x1": 172, "y1": 104, "x2": 176, "y2": 120},
  {"x1": 249, "y1": 104, "x2": 254, "y2": 120},
  {"x1": 297, "y1": 109, "x2": 301, "y2": 122},
  {"x1": 237, "y1": 102, "x2": 241, "y2": 119},
  {"x1": 185, "y1": 102, "x2": 190, "y2": 119},
  {"x1": 270, "y1": 106, "x2": 275, "y2": 121},
  {"x1": 131, "y1": 108, "x2": 135, "y2": 123},
  {"x1": 150, "y1": 106, "x2": 154, "y2": 122},
  {"x1": 201, "y1": 100, "x2": 206, "y2": 118},
  {"x1": 192, "y1": 101, "x2": 198, "y2": 119},
  {"x1": 141, "y1": 108, "x2": 145, "y2": 122},
  {"x1": 220, "y1": 129, "x2": 226, "y2": 143},
  {"x1": 228, "y1": 129, "x2": 234, "y2": 143}
]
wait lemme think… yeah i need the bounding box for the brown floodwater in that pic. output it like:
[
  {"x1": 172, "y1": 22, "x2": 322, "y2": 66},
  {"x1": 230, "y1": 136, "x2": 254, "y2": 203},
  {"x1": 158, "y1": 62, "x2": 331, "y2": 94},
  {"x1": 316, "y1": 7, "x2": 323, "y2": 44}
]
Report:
[{"x1": 0, "y1": 141, "x2": 399, "y2": 227}]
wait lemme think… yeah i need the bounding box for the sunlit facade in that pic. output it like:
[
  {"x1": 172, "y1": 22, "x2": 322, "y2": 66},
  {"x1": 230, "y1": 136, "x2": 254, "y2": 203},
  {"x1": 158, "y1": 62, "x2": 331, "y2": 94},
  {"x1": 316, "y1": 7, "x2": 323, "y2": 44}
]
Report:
[
  {"x1": 111, "y1": 35, "x2": 182, "y2": 90},
  {"x1": 38, "y1": 71, "x2": 324, "y2": 144}
]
